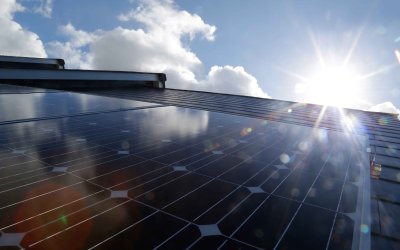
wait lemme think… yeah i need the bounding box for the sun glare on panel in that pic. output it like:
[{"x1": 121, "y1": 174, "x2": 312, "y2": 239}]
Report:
[{"x1": 296, "y1": 66, "x2": 361, "y2": 108}]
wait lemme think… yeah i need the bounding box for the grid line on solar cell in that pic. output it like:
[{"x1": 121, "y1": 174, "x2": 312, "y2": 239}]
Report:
[
  {"x1": 0, "y1": 172, "x2": 76, "y2": 196},
  {"x1": 26, "y1": 199, "x2": 136, "y2": 248},
  {"x1": 0, "y1": 160, "x2": 51, "y2": 180},
  {"x1": 268, "y1": 193, "x2": 346, "y2": 214},
  {"x1": 136, "y1": 173, "x2": 213, "y2": 208},
  {"x1": 0, "y1": 190, "x2": 108, "y2": 232},
  {"x1": 153, "y1": 223, "x2": 192, "y2": 250},
  {"x1": 0, "y1": 169, "x2": 56, "y2": 189},
  {"x1": 0, "y1": 179, "x2": 83, "y2": 210},
  {"x1": 86, "y1": 210, "x2": 160, "y2": 249},
  {"x1": 0, "y1": 172, "x2": 68, "y2": 195},
  {"x1": 12, "y1": 191, "x2": 111, "y2": 234},
  {"x1": 86, "y1": 159, "x2": 166, "y2": 182},
  {"x1": 110, "y1": 167, "x2": 179, "y2": 191}
]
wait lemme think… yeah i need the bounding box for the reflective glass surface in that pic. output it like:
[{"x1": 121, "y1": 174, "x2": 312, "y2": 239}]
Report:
[
  {"x1": 0, "y1": 87, "x2": 159, "y2": 123},
  {"x1": 0, "y1": 83, "x2": 54, "y2": 94},
  {"x1": 0, "y1": 103, "x2": 369, "y2": 249}
]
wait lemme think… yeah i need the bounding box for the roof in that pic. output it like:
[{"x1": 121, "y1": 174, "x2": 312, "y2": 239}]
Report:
[{"x1": 0, "y1": 56, "x2": 399, "y2": 249}]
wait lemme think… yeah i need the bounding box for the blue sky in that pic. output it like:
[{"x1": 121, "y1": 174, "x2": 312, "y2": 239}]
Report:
[{"x1": 2, "y1": 0, "x2": 400, "y2": 114}]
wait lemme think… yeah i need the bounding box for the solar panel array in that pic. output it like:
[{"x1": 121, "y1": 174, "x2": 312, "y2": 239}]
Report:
[
  {"x1": 0, "y1": 84, "x2": 370, "y2": 249},
  {"x1": 80, "y1": 87, "x2": 400, "y2": 249}
]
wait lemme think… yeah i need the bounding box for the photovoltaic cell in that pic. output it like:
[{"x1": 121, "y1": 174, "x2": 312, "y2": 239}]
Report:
[{"x1": 0, "y1": 88, "x2": 370, "y2": 249}]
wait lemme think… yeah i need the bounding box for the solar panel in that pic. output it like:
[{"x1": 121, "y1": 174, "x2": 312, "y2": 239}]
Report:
[{"x1": 0, "y1": 95, "x2": 370, "y2": 250}]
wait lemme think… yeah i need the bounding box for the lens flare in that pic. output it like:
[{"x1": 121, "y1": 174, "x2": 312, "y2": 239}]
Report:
[{"x1": 395, "y1": 50, "x2": 400, "y2": 64}]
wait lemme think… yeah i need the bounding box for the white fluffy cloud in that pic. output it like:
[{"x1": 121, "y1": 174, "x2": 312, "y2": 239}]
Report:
[
  {"x1": 200, "y1": 66, "x2": 267, "y2": 97},
  {"x1": 34, "y1": 0, "x2": 53, "y2": 18},
  {"x1": 0, "y1": 0, "x2": 47, "y2": 57},
  {"x1": 47, "y1": 0, "x2": 269, "y2": 98},
  {"x1": 118, "y1": 0, "x2": 216, "y2": 41},
  {"x1": 369, "y1": 101, "x2": 400, "y2": 120},
  {"x1": 47, "y1": 23, "x2": 98, "y2": 68}
]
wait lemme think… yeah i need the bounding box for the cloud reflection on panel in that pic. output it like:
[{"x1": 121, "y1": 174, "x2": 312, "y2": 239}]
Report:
[
  {"x1": 137, "y1": 106, "x2": 209, "y2": 139},
  {"x1": 0, "y1": 93, "x2": 45, "y2": 123},
  {"x1": 0, "y1": 92, "x2": 154, "y2": 123},
  {"x1": 59, "y1": 92, "x2": 155, "y2": 112}
]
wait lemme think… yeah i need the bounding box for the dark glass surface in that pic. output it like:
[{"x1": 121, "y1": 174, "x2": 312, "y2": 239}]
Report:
[
  {"x1": 0, "y1": 101, "x2": 369, "y2": 249},
  {"x1": 375, "y1": 146, "x2": 400, "y2": 158},
  {"x1": 339, "y1": 182, "x2": 359, "y2": 213},
  {"x1": 218, "y1": 193, "x2": 268, "y2": 236},
  {"x1": 347, "y1": 162, "x2": 361, "y2": 182},
  {"x1": 194, "y1": 155, "x2": 244, "y2": 177},
  {"x1": 328, "y1": 214, "x2": 354, "y2": 250},
  {"x1": 157, "y1": 225, "x2": 201, "y2": 249},
  {"x1": 371, "y1": 198, "x2": 381, "y2": 234},
  {"x1": 92, "y1": 212, "x2": 187, "y2": 250},
  {"x1": 218, "y1": 161, "x2": 274, "y2": 185},
  {"x1": 127, "y1": 170, "x2": 187, "y2": 197},
  {"x1": 381, "y1": 166, "x2": 400, "y2": 183},
  {"x1": 260, "y1": 168, "x2": 290, "y2": 193},
  {"x1": 242, "y1": 164, "x2": 279, "y2": 187},
  {"x1": 372, "y1": 179, "x2": 400, "y2": 203},
  {"x1": 371, "y1": 235, "x2": 400, "y2": 250},
  {"x1": 188, "y1": 236, "x2": 226, "y2": 249},
  {"x1": 274, "y1": 170, "x2": 316, "y2": 201},
  {"x1": 88, "y1": 159, "x2": 166, "y2": 188},
  {"x1": 195, "y1": 188, "x2": 250, "y2": 224},
  {"x1": 233, "y1": 195, "x2": 300, "y2": 249},
  {"x1": 379, "y1": 200, "x2": 400, "y2": 239},
  {"x1": 189, "y1": 236, "x2": 259, "y2": 250},
  {"x1": 137, "y1": 173, "x2": 211, "y2": 209},
  {"x1": 305, "y1": 176, "x2": 344, "y2": 210},
  {"x1": 164, "y1": 180, "x2": 238, "y2": 221},
  {"x1": 276, "y1": 204, "x2": 335, "y2": 249},
  {"x1": 219, "y1": 239, "x2": 259, "y2": 250}
]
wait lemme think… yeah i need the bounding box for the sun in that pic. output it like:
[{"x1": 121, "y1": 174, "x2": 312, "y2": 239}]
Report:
[{"x1": 296, "y1": 66, "x2": 361, "y2": 107}]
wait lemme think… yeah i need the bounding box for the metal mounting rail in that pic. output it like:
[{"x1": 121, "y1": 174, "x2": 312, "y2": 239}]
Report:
[
  {"x1": 0, "y1": 68, "x2": 167, "y2": 89},
  {"x1": 0, "y1": 55, "x2": 65, "y2": 69}
]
